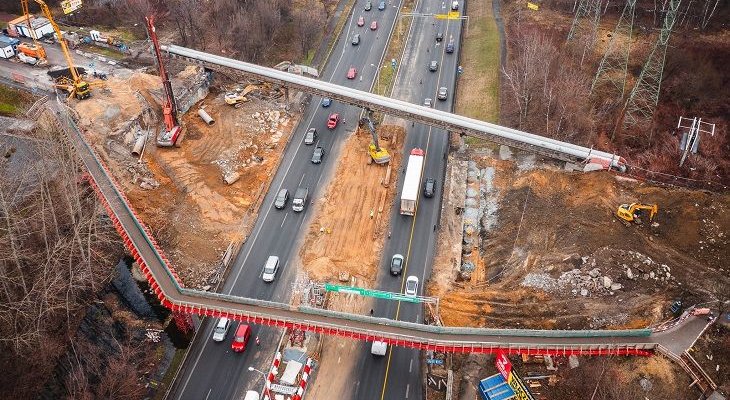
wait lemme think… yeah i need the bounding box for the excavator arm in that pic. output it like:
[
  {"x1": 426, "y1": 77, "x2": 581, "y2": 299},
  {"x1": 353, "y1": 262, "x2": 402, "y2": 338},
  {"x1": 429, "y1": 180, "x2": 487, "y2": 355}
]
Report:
[
  {"x1": 360, "y1": 109, "x2": 391, "y2": 164},
  {"x1": 616, "y1": 203, "x2": 658, "y2": 224}
]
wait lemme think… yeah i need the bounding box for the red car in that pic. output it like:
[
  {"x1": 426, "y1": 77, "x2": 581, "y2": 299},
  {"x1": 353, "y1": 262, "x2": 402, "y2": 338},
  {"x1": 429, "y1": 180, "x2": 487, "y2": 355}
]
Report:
[
  {"x1": 357, "y1": 16, "x2": 365, "y2": 26},
  {"x1": 370, "y1": 20, "x2": 378, "y2": 30},
  {"x1": 231, "y1": 323, "x2": 251, "y2": 352},
  {"x1": 327, "y1": 113, "x2": 340, "y2": 129},
  {"x1": 347, "y1": 67, "x2": 357, "y2": 79}
]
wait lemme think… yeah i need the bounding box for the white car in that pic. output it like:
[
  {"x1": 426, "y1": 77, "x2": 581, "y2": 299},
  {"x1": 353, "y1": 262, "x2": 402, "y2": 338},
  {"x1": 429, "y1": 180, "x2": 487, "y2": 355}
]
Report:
[
  {"x1": 405, "y1": 276, "x2": 419, "y2": 297},
  {"x1": 262, "y1": 255, "x2": 280, "y2": 282},
  {"x1": 212, "y1": 317, "x2": 231, "y2": 342}
]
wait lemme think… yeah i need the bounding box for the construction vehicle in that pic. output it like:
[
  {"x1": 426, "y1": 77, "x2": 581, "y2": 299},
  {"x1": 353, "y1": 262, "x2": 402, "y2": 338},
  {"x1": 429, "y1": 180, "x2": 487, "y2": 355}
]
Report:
[
  {"x1": 19, "y1": 2, "x2": 47, "y2": 64},
  {"x1": 23, "y1": 0, "x2": 97, "y2": 99},
  {"x1": 616, "y1": 203, "x2": 658, "y2": 225},
  {"x1": 400, "y1": 148, "x2": 425, "y2": 216},
  {"x1": 145, "y1": 16, "x2": 183, "y2": 147},
  {"x1": 224, "y1": 84, "x2": 257, "y2": 108},
  {"x1": 358, "y1": 109, "x2": 391, "y2": 164}
]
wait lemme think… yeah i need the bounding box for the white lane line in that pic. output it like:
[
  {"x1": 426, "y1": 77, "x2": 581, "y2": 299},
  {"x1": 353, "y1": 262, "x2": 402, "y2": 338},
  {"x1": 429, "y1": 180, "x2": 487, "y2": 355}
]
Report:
[
  {"x1": 405, "y1": 383, "x2": 410, "y2": 398},
  {"x1": 281, "y1": 213, "x2": 288, "y2": 228},
  {"x1": 299, "y1": 173, "x2": 306, "y2": 186},
  {"x1": 409, "y1": 358, "x2": 413, "y2": 373},
  {"x1": 205, "y1": 388, "x2": 212, "y2": 400}
]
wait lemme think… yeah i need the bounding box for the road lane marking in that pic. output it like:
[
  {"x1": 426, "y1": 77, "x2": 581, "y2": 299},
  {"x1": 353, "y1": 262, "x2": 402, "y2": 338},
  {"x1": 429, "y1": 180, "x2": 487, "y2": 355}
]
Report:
[
  {"x1": 409, "y1": 358, "x2": 413, "y2": 373},
  {"x1": 406, "y1": 383, "x2": 410, "y2": 398},
  {"x1": 281, "y1": 213, "x2": 288, "y2": 228},
  {"x1": 299, "y1": 173, "x2": 306, "y2": 186}
]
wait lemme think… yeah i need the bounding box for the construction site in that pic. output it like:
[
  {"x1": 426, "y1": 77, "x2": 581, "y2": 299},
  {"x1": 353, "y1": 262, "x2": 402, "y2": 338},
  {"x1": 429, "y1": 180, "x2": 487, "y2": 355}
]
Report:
[{"x1": 0, "y1": 0, "x2": 728, "y2": 399}]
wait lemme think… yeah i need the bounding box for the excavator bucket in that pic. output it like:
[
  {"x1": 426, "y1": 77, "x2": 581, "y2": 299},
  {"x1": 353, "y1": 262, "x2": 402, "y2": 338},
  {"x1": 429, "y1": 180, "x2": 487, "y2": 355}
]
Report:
[{"x1": 368, "y1": 143, "x2": 391, "y2": 164}]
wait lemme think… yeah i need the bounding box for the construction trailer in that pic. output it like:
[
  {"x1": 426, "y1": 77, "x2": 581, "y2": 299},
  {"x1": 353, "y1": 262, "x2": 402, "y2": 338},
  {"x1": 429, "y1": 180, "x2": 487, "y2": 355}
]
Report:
[
  {"x1": 0, "y1": 36, "x2": 18, "y2": 58},
  {"x1": 14, "y1": 16, "x2": 54, "y2": 39}
]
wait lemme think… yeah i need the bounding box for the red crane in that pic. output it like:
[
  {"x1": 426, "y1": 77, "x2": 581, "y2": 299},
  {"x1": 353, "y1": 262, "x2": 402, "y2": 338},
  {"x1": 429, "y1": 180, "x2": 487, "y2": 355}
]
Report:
[{"x1": 145, "y1": 16, "x2": 182, "y2": 147}]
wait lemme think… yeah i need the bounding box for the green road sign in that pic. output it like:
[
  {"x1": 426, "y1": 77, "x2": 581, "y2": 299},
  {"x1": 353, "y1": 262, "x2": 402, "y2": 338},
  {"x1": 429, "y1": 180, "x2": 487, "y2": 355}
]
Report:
[{"x1": 325, "y1": 283, "x2": 420, "y2": 303}]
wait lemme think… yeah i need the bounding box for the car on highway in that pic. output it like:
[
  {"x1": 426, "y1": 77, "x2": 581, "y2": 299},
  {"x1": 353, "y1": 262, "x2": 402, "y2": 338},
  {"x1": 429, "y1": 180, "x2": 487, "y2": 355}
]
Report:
[
  {"x1": 390, "y1": 254, "x2": 404, "y2": 275},
  {"x1": 357, "y1": 16, "x2": 365, "y2": 26},
  {"x1": 436, "y1": 30, "x2": 444, "y2": 42},
  {"x1": 262, "y1": 255, "x2": 280, "y2": 282},
  {"x1": 451, "y1": 0, "x2": 459, "y2": 10},
  {"x1": 231, "y1": 323, "x2": 252, "y2": 352},
  {"x1": 423, "y1": 98, "x2": 433, "y2": 108},
  {"x1": 370, "y1": 20, "x2": 378, "y2": 30},
  {"x1": 311, "y1": 146, "x2": 325, "y2": 164},
  {"x1": 423, "y1": 177, "x2": 436, "y2": 198},
  {"x1": 446, "y1": 42, "x2": 455, "y2": 53},
  {"x1": 347, "y1": 66, "x2": 358, "y2": 79},
  {"x1": 321, "y1": 97, "x2": 332, "y2": 107},
  {"x1": 352, "y1": 33, "x2": 361, "y2": 45},
  {"x1": 437, "y1": 86, "x2": 448, "y2": 100},
  {"x1": 378, "y1": 0, "x2": 386, "y2": 10},
  {"x1": 304, "y1": 127, "x2": 317, "y2": 145},
  {"x1": 429, "y1": 60, "x2": 439, "y2": 71},
  {"x1": 274, "y1": 188, "x2": 289, "y2": 209},
  {"x1": 405, "y1": 276, "x2": 419, "y2": 296},
  {"x1": 212, "y1": 317, "x2": 231, "y2": 342},
  {"x1": 365, "y1": 0, "x2": 372, "y2": 10},
  {"x1": 327, "y1": 113, "x2": 340, "y2": 129}
]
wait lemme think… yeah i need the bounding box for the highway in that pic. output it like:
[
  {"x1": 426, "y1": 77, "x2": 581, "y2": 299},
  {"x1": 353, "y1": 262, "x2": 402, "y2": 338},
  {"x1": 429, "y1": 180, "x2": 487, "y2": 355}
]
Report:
[
  {"x1": 166, "y1": 1, "x2": 405, "y2": 398},
  {"x1": 350, "y1": 1, "x2": 463, "y2": 399}
]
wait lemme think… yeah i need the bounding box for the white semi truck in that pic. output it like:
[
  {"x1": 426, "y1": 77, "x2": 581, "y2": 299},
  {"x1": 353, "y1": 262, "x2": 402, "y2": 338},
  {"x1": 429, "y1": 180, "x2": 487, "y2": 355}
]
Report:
[{"x1": 399, "y1": 148, "x2": 425, "y2": 216}]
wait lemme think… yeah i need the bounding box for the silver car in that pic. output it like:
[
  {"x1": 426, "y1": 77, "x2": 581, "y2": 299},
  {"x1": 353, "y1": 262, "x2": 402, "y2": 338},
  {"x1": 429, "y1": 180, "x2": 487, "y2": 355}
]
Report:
[
  {"x1": 304, "y1": 127, "x2": 317, "y2": 145},
  {"x1": 274, "y1": 188, "x2": 289, "y2": 209},
  {"x1": 437, "y1": 86, "x2": 448, "y2": 100}
]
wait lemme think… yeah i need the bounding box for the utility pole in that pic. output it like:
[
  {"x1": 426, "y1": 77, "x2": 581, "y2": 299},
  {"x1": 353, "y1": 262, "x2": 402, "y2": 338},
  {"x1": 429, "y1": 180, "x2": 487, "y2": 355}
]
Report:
[
  {"x1": 676, "y1": 116, "x2": 715, "y2": 167},
  {"x1": 621, "y1": 0, "x2": 681, "y2": 135},
  {"x1": 592, "y1": 0, "x2": 636, "y2": 101}
]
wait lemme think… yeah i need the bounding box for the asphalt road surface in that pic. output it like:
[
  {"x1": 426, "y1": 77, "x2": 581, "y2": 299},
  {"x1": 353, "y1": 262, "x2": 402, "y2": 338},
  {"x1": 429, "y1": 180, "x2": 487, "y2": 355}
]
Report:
[
  {"x1": 166, "y1": 1, "x2": 405, "y2": 398},
  {"x1": 348, "y1": 0, "x2": 465, "y2": 398}
]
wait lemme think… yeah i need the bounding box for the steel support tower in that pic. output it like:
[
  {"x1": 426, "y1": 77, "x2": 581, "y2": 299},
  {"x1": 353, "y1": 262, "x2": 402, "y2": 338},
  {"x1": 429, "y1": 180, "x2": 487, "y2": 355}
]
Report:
[
  {"x1": 622, "y1": 0, "x2": 681, "y2": 132},
  {"x1": 592, "y1": 0, "x2": 636, "y2": 98},
  {"x1": 567, "y1": 0, "x2": 603, "y2": 42}
]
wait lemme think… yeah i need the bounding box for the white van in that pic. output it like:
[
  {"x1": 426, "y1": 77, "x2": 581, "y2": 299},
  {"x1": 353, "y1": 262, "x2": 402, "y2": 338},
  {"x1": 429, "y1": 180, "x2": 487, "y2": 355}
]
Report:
[
  {"x1": 243, "y1": 390, "x2": 260, "y2": 400},
  {"x1": 262, "y1": 256, "x2": 280, "y2": 282},
  {"x1": 371, "y1": 340, "x2": 388, "y2": 356},
  {"x1": 212, "y1": 317, "x2": 231, "y2": 342}
]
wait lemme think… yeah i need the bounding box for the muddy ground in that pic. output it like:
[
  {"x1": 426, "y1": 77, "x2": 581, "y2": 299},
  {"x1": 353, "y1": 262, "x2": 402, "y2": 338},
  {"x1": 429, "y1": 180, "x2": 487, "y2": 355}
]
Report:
[
  {"x1": 430, "y1": 153, "x2": 729, "y2": 330},
  {"x1": 74, "y1": 71, "x2": 298, "y2": 288}
]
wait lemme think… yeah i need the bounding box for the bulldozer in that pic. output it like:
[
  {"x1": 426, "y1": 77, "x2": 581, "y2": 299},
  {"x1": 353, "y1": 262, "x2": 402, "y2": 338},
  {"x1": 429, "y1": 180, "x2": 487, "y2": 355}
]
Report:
[
  {"x1": 616, "y1": 203, "x2": 658, "y2": 226},
  {"x1": 359, "y1": 109, "x2": 390, "y2": 164},
  {"x1": 225, "y1": 84, "x2": 266, "y2": 108}
]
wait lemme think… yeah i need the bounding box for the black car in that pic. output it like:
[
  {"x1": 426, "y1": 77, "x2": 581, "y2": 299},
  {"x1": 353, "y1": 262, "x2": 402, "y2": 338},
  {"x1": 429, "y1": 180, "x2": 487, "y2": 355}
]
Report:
[
  {"x1": 423, "y1": 178, "x2": 436, "y2": 198},
  {"x1": 311, "y1": 146, "x2": 325, "y2": 164},
  {"x1": 446, "y1": 42, "x2": 454, "y2": 53},
  {"x1": 390, "y1": 254, "x2": 404, "y2": 275}
]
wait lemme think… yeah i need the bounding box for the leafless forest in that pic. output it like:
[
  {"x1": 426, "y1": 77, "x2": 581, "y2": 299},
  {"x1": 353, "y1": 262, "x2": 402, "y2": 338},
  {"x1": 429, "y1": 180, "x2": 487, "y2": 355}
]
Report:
[{"x1": 0, "y1": 120, "x2": 126, "y2": 398}]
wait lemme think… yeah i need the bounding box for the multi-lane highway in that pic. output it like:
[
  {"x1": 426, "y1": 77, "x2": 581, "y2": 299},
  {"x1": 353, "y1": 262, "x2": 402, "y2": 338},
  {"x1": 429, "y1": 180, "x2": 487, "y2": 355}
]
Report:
[
  {"x1": 166, "y1": 1, "x2": 406, "y2": 398},
  {"x1": 350, "y1": 1, "x2": 464, "y2": 399}
]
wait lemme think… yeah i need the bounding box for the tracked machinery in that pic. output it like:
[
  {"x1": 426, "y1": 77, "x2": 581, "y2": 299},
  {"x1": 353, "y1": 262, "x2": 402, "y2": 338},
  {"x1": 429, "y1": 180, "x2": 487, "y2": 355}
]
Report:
[
  {"x1": 145, "y1": 16, "x2": 183, "y2": 147},
  {"x1": 616, "y1": 203, "x2": 658, "y2": 226},
  {"x1": 358, "y1": 109, "x2": 391, "y2": 164},
  {"x1": 23, "y1": 0, "x2": 101, "y2": 99}
]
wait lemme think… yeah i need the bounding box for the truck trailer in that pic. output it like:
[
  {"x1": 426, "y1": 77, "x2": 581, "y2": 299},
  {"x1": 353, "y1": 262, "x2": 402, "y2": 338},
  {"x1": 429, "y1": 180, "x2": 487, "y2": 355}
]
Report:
[
  {"x1": 292, "y1": 187, "x2": 309, "y2": 212},
  {"x1": 399, "y1": 148, "x2": 425, "y2": 216}
]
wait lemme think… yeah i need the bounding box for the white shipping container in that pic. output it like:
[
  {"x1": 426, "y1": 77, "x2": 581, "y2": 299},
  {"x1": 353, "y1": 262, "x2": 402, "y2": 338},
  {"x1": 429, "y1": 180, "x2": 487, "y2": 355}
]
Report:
[
  {"x1": 400, "y1": 148, "x2": 425, "y2": 216},
  {"x1": 0, "y1": 45, "x2": 15, "y2": 59},
  {"x1": 17, "y1": 17, "x2": 54, "y2": 39}
]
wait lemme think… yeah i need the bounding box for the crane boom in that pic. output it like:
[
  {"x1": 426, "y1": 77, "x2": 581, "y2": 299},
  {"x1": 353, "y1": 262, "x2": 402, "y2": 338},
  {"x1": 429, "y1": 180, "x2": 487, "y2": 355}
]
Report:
[
  {"x1": 145, "y1": 16, "x2": 182, "y2": 147},
  {"x1": 19, "y1": 0, "x2": 47, "y2": 62}
]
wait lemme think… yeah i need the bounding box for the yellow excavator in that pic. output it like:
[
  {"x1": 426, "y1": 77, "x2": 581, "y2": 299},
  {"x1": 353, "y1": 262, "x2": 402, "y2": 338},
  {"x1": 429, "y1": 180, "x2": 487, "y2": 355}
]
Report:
[
  {"x1": 359, "y1": 109, "x2": 390, "y2": 164},
  {"x1": 616, "y1": 203, "x2": 658, "y2": 225},
  {"x1": 23, "y1": 0, "x2": 101, "y2": 99}
]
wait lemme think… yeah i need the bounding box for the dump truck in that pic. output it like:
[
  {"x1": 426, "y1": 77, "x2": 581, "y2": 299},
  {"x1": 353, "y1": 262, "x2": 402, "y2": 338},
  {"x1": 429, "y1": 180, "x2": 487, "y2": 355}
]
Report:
[
  {"x1": 400, "y1": 148, "x2": 425, "y2": 216},
  {"x1": 292, "y1": 187, "x2": 308, "y2": 212}
]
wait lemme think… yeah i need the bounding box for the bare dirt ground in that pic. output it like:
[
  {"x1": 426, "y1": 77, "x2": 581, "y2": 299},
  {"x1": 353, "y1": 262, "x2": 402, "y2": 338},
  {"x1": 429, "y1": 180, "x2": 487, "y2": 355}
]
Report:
[
  {"x1": 299, "y1": 124, "x2": 405, "y2": 285},
  {"x1": 430, "y1": 155, "x2": 729, "y2": 330},
  {"x1": 74, "y1": 71, "x2": 297, "y2": 287}
]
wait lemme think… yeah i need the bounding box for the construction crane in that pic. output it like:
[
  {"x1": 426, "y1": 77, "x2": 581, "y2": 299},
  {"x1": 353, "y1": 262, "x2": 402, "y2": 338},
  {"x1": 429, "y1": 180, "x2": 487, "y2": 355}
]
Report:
[
  {"x1": 18, "y1": 0, "x2": 47, "y2": 64},
  {"x1": 616, "y1": 203, "x2": 658, "y2": 225},
  {"x1": 24, "y1": 0, "x2": 94, "y2": 99},
  {"x1": 359, "y1": 109, "x2": 391, "y2": 164},
  {"x1": 145, "y1": 15, "x2": 183, "y2": 147}
]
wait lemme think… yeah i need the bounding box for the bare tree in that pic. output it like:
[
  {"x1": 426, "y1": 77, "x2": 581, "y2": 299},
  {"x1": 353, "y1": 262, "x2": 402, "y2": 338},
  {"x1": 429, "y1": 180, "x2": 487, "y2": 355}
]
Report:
[{"x1": 294, "y1": 0, "x2": 325, "y2": 58}]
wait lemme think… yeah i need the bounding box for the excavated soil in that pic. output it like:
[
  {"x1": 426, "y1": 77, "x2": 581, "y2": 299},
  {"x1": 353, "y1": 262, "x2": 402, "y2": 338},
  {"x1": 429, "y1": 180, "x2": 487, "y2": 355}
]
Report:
[
  {"x1": 299, "y1": 125, "x2": 405, "y2": 285},
  {"x1": 74, "y1": 72, "x2": 297, "y2": 287},
  {"x1": 431, "y1": 156, "x2": 729, "y2": 329}
]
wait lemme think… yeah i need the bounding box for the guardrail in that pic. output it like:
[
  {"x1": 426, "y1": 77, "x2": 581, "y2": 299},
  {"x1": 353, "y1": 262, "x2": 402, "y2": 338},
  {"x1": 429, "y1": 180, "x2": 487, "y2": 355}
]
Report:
[{"x1": 48, "y1": 97, "x2": 659, "y2": 356}]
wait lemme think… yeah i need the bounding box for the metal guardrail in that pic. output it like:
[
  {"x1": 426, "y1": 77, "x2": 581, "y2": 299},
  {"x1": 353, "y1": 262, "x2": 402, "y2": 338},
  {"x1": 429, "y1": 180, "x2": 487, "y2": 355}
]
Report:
[{"x1": 49, "y1": 96, "x2": 659, "y2": 355}]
